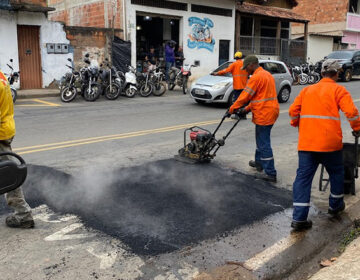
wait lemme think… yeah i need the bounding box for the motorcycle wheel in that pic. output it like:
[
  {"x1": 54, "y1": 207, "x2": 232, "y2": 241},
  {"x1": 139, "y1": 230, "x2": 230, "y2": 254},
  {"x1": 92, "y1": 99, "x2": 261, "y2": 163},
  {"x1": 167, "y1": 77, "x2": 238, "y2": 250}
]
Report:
[
  {"x1": 182, "y1": 77, "x2": 188, "y2": 95},
  {"x1": 307, "y1": 75, "x2": 315, "y2": 84},
  {"x1": 125, "y1": 86, "x2": 136, "y2": 98},
  {"x1": 10, "y1": 88, "x2": 17, "y2": 103},
  {"x1": 139, "y1": 83, "x2": 153, "y2": 97},
  {"x1": 314, "y1": 73, "x2": 321, "y2": 83},
  {"x1": 83, "y1": 84, "x2": 101, "y2": 102},
  {"x1": 104, "y1": 83, "x2": 120, "y2": 100},
  {"x1": 153, "y1": 82, "x2": 166, "y2": 97},
  {"x1": 61, "y1": 86, "x2": 77, "y2": 103},
  {"x1": 299, "y1": 74, "x2": 308, "y2": 85}
]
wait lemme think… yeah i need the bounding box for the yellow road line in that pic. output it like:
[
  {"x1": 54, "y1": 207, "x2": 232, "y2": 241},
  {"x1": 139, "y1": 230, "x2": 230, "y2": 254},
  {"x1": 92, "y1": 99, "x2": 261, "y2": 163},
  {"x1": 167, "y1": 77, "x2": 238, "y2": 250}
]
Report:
[
  {"x1": 14, "y1": 119, "x2": 231, "y2": 154},
  {"x1": 32, "y1": 99, "x2": 61, "y2": 107},
  {"x1": 16, "y1": 105, "x2": 53, "y2": 107}
]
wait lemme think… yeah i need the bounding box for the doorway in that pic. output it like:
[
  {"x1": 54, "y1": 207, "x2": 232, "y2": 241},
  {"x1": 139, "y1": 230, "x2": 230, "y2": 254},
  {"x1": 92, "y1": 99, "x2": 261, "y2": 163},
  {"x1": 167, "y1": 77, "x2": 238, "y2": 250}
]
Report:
[
  {"x1": 17, "y1": 25, "x2": 42, "y2": 89},
  {"x1": 136, "y1": 14, "x2": 180, "y2": 71},
  {"x1": 219, "y1": 40, "x2": 230, "y2": 66}
]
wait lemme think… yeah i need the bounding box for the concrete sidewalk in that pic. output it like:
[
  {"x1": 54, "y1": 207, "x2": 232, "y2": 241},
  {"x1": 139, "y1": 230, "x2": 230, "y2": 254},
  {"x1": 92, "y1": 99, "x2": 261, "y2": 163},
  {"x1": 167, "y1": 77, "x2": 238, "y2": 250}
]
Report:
[
  {"x1": 17, "y1": 89, "x2": 59, "y2": 99},
  {"x1": 308, "y1": 236, "x2": 360, "y2": 280}
]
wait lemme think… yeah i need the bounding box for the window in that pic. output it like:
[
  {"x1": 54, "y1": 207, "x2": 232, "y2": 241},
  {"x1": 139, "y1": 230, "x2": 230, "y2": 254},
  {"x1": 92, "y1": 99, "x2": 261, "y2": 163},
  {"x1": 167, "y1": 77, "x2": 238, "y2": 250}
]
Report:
[
  {"x1": 214, "y1": 61, "x2": 232, "y2": 77},
  {"x1": 349, "y1": 0, "x2": 360, "y2": 13},
  {"x1": 191, "y1": 4, "x2": 232, "y2": 17},
  {"x1": 131, "y1": 0, "x2": 188, "y2": 11},
  {"x1": 240, "y1": 17, "x2": 253, "y2": 36},
  {"x1": 262, "y1": 62, "x2": 285, "y2": 74}
]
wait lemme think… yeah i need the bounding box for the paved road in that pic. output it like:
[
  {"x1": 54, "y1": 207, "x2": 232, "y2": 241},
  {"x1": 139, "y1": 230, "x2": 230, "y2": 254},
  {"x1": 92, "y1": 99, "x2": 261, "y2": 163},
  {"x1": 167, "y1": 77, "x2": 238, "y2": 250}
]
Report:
[{"x1": 1, "y1": 81, "x2": 360, "y2": 279}]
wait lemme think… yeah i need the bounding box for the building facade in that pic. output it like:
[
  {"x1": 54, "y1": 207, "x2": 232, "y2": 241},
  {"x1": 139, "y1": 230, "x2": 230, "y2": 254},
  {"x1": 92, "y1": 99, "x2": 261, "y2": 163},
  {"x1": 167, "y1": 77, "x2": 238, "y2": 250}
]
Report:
[
  {"x1": 125, "y1": 0, "x2": 237, "y2": 79},
  {"x1": 236, "y1": 0, "x2": 308, "y2": 64},
  {"x1": 47, "y1": 0, "x2": 124, "y2": 66},
  {"x1": 0, "y1": 0, "x2": 72, "y2": 89},
  {"x1": 292, "y1": 0, "x2": 360, "y2": 63}
]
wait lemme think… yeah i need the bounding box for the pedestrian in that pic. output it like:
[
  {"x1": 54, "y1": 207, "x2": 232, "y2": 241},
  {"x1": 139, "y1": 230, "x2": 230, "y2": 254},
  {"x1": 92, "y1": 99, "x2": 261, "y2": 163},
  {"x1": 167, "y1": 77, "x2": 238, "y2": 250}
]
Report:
[
  {"x1": 289, "y1": 59, "x2": 360, "y2": 231},
  {"x1": 165, "y1": 40, "x2": 176, "y2": 81},
  {"x1": 0, "y1": 70, "x2": 34, "y2": 228},
  {"x1": 213, "y1": 51, "x2": 248, "y2": 119},
  {"x1": 228, "y1": 55, "x2": 279, "y2": 182},
  {"x1": 145, "y1": 46, "x2": 157, "y2": 65}
]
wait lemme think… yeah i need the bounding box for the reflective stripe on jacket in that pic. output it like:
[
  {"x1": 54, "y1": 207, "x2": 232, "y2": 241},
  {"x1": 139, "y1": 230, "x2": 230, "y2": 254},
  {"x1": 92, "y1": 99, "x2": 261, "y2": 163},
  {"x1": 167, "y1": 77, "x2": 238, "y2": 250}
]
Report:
[
  {"x1": 0, "y1": 72, "x2": 15, "y2": 140},
  {"x1": 217, "y1": 60, "x2": 248, "y2": 90},
  {"x1": 230, "y1": 67, "x2": 279, "y2": 126},
  {"x1": 289, "y1": 78, "x2": 360, "y2": 152}
]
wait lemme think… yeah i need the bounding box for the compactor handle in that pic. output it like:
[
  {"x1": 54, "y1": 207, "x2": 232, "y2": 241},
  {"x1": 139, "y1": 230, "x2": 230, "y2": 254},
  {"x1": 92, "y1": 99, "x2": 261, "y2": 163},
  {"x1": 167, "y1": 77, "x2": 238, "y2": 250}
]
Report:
[{"x1": 0, "y1": 152, "x2": 26, "y2": 165}]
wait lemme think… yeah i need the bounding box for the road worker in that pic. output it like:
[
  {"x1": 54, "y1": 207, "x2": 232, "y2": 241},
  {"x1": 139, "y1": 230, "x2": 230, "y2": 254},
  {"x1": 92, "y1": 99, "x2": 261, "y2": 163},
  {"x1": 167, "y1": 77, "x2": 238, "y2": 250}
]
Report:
[
  {"x1": 289, "y1": 59, "x2": 360, "y2": 231},
  {"x1": 228, "y1": 55, "x2": 279, "y2": 182},
  {"x1": 0, "y1": 70, "x2": 34, "y2": 228},
  {"x1": 213, "y1": 51, "x2": 248, "y2": 119}
]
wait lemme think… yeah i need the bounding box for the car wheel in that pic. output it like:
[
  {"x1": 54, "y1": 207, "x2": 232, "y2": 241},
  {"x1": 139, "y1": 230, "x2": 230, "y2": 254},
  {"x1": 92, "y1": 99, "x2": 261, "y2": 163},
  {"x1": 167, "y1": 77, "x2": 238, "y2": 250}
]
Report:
[
  {"x1": 278, "y1": 86, "x2": 291, "y2": 103},
  {"x1": 342, "y1": 69, "x2": 352, "y2": 82}
]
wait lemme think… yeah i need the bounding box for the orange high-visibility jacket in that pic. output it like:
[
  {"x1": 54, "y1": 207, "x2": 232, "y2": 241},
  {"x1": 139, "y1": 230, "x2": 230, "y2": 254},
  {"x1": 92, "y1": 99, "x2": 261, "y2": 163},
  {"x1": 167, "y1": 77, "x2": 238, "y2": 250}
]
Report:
[
  {"x1": 230, "y1": 67, "x2": 279, "y2": 126},
  {"x1": 217, "y1": 60, "x2": 248, "y2": 90},
  {"x1": 289, "y1": 78, "x2": 360, "y2": 152},
  {"x1": 0, "y1": 71, "x2": 15, "y2": 140}
]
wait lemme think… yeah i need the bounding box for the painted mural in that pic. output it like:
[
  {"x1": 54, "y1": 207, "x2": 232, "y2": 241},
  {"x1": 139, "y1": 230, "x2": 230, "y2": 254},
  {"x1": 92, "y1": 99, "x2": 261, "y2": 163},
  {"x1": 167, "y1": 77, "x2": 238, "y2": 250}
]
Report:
[{"x1": 187, "y1": 17, "x2": 215, "y2": 52}]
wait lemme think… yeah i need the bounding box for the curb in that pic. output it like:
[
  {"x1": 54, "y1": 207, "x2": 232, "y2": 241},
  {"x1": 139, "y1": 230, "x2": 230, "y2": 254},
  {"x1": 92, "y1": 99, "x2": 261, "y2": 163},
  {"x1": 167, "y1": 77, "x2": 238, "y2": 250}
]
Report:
[
  {"x1": 17, "y1": 92, "x2": 59, "y2": 100},
  {"x1": 195, "y1": 198, "x2": 360, "y2": 280}
]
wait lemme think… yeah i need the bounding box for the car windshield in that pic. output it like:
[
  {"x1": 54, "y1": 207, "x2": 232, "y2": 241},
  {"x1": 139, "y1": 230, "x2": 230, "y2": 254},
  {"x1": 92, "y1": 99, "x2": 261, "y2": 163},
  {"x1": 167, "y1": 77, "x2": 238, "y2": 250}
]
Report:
[
  {"x1": 327, "y1": 51, "x2": 354, "y2": 59},
  {"x1": 213, "y1": 62, "x2": 232, "y2": 77}
]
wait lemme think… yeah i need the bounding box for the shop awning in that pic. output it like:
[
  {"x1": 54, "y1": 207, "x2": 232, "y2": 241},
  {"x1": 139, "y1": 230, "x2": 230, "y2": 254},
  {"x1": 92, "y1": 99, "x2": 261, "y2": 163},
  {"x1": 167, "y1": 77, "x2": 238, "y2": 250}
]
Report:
[{"x1": 236, "y1": 2, "x2": 308, "y2": 23}]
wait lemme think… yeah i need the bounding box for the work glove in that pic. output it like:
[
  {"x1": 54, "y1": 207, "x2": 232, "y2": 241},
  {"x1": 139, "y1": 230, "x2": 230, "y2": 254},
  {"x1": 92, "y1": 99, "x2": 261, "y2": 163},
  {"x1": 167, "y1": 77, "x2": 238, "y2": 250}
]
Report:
[
  {"x1": 353, "y1": 130, "x2": 360, "y2": 138},
  {"x1": 224, "y1": 110, "x2": 232, "y2": 118},
  {"x1": 235, "y1": 108, "x2": 248, "y2": 118}
]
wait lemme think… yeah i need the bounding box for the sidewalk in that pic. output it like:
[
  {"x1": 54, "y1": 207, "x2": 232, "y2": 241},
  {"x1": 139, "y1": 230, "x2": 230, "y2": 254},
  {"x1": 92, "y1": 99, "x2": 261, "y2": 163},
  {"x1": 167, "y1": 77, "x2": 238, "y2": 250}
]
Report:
[
  {"x1": 309, "y1": 235, "x2": 360, "y2": 280},
  {"x1": 17, "y1": 89, "x2": 59, "y2": 99}
]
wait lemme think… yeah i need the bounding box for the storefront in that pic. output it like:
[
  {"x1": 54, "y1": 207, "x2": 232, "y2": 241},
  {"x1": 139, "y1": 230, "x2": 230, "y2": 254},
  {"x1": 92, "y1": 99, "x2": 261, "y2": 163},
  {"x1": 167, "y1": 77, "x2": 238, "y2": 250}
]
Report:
[{"x1": 125, "y1": 0, "x2": 236, "y2": 79}]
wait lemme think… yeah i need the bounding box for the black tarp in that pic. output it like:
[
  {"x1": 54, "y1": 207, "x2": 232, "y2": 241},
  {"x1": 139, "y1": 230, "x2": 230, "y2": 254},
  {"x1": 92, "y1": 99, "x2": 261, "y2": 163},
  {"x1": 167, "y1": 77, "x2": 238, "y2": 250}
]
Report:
[{"x1": 112, "y1": 36, "x2": 131, "y2": 73}]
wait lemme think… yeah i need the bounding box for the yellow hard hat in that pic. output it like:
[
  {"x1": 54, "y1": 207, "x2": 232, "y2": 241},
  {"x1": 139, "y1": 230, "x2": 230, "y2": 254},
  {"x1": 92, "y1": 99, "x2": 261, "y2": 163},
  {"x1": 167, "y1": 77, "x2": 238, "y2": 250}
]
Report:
[{"x1": 234, "y1": 51, "x2": 243, "y2": 59}]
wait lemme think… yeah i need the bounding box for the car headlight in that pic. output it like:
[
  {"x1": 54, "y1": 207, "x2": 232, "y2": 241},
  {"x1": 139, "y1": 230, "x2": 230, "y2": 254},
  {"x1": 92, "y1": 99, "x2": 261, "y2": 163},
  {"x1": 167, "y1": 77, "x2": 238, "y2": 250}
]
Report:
[{"x1": 212, "y1": 82, "x2": 229, "y2": 89}]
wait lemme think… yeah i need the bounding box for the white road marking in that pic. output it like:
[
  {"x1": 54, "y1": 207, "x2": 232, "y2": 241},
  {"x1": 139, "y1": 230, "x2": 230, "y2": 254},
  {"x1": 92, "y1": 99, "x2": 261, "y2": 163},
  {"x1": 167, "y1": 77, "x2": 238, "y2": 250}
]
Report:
[
  {"x1": 32, "y1": 205, "x2": 77, "y2": 223},
  {"x1": 87, "y1": 247, "x2": 118, "y2": 269},
  {"x1": 243, "y1": 232, "x2": 306, "y2": 271},
  {"x1": 44, "y1": 223, "x2": 96, "y2": 241},
  {"x1": 154, "y1": 262, "x2": 199, "y2": 280}
]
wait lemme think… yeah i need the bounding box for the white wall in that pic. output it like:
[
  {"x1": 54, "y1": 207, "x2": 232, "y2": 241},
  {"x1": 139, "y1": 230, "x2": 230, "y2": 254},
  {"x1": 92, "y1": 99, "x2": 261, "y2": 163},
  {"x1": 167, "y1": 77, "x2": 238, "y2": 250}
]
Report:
[
  {"x1": 307, "y1": 35, "x2": 334, "y2": 63},
  {"x1": 126, "y1": 0, "x2": 236, "y2": 80},
  {"x1": 0, "y1": 10, "x2": 73, "y2": 88}
]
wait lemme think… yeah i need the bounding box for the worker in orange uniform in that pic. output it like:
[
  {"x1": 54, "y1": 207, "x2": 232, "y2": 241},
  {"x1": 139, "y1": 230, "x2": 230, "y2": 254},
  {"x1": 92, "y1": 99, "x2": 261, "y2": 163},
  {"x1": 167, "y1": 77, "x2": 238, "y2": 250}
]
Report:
[
  {"x1": 228, "y1": 55, "x2": 279, "y2": 182},
  {"x1": 213, "y1": 51, "x2": 248, "y2": 118},
  {"x1": 289, "y1": 59, "x2": 360, "y2": 231}
]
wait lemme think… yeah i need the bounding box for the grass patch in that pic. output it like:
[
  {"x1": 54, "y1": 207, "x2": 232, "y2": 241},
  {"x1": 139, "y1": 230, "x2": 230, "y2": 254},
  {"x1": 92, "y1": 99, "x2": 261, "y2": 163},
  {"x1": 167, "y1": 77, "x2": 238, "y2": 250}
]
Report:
[{"x1": 339, "y1": 219, "x2": 360, "y2": 253}]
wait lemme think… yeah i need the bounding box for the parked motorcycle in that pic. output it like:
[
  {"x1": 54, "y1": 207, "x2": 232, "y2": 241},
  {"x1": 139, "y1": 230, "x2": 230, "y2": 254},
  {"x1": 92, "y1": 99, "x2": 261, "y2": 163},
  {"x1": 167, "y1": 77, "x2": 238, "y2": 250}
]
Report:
[
  {"x1": 168, "y1": 64, "x2": 197, "y2": 94},
  {"x1": 81, "y1": 54, "x2": 101, "y2": 102},
  {"x1": 6, "y1": 59, "x2": 20, "y2": 103},
  {"x1": 99, "y1": 58, "x2": 122, "y2": 100},
  {"x1": 136, "y1": 70, "x2": 154, "y2": 97},
  {"x1": 60, "y1": 58, "x2": 82, "y2": 102},
  {"x1": 150, "y1": 67, "x2": 166, "y2": 97},
  {"x1": 120, "y1": 66, "x2": 137, "y2": 98}
]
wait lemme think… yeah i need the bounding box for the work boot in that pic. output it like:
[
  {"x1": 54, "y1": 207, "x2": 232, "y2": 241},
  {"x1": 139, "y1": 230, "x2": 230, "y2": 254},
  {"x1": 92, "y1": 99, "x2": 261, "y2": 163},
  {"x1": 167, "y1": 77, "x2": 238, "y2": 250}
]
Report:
[
  {"x1": 291, "y1": 220, "x2": 313, "y2": 232},
  {"x1": 328, "y1": 202, "x2": 346, "y2": 216},
  {"x1": 249, "y1": 160, "x2": 263, "y2": 172},
  {"x1": 5, "y1": 215, "x2": 34, "y2": 229},
  {"x1": 254, "y1": 172, "x2": 277, "y2": 183}
]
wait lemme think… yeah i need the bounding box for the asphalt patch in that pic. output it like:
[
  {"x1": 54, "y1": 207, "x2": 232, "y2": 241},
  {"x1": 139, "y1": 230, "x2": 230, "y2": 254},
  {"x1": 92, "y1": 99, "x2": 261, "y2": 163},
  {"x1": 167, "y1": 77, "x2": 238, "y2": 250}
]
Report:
[{"x1": 0, "y1": 159, "x2": 292, "y2": 255}]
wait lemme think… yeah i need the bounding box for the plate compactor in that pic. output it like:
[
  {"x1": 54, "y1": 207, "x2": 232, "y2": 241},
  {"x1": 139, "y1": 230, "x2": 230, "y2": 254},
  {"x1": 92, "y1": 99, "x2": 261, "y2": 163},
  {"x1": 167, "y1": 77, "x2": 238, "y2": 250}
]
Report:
[
  {"x1": 175, "y1": 110, "x2": 247, "y2": 164},
  {"x1": 0, "y1": 152, "x2": 27, "y2": 195}
]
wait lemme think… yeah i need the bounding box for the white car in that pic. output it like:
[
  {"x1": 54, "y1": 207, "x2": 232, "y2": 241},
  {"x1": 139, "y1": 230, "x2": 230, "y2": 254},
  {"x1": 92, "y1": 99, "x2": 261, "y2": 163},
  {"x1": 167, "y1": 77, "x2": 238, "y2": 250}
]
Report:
[{"x1": 190, "y1": 60, "x2": 293, "y2": 105}]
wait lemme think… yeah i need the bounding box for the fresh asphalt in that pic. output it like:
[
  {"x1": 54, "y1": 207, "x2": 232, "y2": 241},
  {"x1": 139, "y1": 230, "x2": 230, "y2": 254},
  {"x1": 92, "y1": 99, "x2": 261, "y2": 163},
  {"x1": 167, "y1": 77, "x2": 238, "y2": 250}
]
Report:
[{"x1": 1, "y1": 80, "x2": 360, "y2": 279}]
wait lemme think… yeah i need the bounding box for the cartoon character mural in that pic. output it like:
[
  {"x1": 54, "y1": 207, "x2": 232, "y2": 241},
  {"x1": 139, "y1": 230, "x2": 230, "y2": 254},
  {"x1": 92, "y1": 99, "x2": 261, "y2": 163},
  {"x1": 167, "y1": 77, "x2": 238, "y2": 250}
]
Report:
[{"x1": 188, "y1": 17, "x2": 215, "y2": 52}]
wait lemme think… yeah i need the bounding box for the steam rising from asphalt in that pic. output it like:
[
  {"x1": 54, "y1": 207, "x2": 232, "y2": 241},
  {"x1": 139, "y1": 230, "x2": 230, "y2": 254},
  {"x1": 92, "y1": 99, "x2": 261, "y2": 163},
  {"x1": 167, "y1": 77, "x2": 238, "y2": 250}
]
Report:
[{"x1": 12, "y1": 160, "x2": 291, "y2": 255}]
